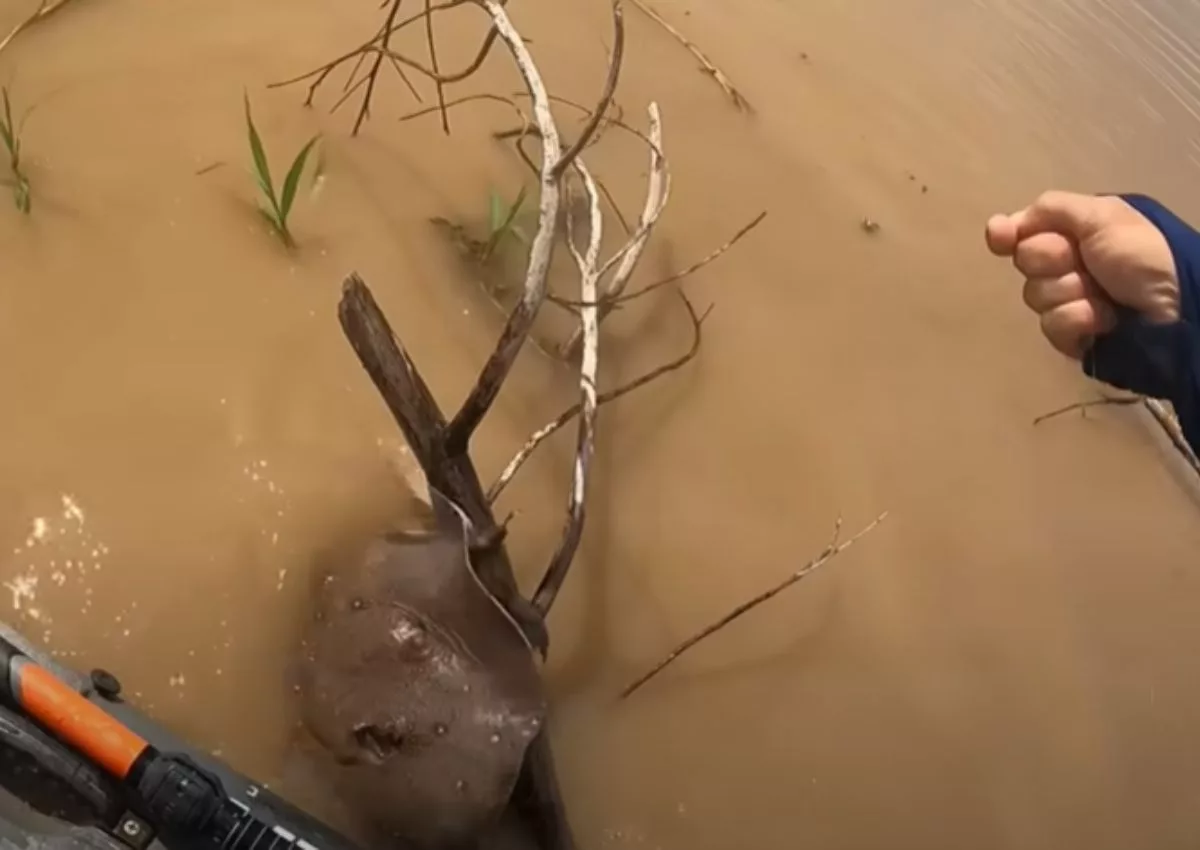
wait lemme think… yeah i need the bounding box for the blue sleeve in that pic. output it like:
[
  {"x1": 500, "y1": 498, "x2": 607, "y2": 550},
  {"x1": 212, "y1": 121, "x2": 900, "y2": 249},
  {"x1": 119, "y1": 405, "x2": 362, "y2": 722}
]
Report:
[{"x1": 1082, "y1": 194, "x2": 1200, "y2": 453}]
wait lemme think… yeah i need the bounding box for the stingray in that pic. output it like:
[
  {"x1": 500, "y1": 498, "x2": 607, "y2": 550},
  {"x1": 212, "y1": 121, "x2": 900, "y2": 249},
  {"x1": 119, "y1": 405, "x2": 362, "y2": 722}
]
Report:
[{"x1": 294, "y1": 491, "x2": 546, "y2": 849}]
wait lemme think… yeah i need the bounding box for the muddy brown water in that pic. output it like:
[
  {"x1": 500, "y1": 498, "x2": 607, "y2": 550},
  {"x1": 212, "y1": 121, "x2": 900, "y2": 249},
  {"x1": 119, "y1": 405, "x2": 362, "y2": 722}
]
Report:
[{"x1": 4, "y1": 0, "x2": 1200, "y2": 847}]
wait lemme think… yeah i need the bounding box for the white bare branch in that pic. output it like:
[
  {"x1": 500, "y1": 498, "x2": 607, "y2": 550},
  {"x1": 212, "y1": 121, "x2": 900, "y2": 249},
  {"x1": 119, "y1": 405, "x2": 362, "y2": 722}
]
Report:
[{"x1": 491, "y1": 105, "x2": 668, "y2": 502}]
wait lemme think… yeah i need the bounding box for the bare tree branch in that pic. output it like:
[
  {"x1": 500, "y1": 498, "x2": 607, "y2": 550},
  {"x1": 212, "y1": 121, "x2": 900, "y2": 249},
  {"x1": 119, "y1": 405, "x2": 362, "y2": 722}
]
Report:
[
  {"x1": 532, "y1": 157, "x2": 604, "y2": 616},
  {"x1": 352, "y1": 0, "x2": 406, "y2": 135},
  {"x1": 270, "y1": 0, "x2": 469, "y2": 92},
  {"x1": 487, "y1": 289, "x2": 708, "y2": 504},
  {"x1": 270, "y1": 0, "x2": 496, "y2": 124},
  {"x1": 629, "y1": 0, "x2": 752, "y2": 111},
  {"x1": 424, "y1": 0, "x2": 452, "y2": 134},
  {"x1": 559, "y1": 102, "x2": 668, "y2": 358},
  {"x1": 620, "y1": 512, "x2": 888, "y2": 699},
  {"x1": 550, "y1": 0, "x2": 624, "y2": 180},
  {"x1": 441, "y1": 1, "x2": 565, "y2": 453},
  {"x1": 553, "y1": 210, "x2": 766, "y2": 310}
]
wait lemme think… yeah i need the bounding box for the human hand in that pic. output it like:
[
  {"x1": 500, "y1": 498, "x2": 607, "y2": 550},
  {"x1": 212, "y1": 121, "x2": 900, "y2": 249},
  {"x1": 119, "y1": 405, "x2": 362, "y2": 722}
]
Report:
[{"x1": 985, "y1": 191, "x2": 1180, "y2": 358}]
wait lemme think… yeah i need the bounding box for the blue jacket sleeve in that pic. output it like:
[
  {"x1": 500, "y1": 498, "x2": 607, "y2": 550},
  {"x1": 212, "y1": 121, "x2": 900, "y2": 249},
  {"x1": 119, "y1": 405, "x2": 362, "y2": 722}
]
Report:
[{"x1": 1083, "y1": 194, "x2": 1200, "y2": 454}]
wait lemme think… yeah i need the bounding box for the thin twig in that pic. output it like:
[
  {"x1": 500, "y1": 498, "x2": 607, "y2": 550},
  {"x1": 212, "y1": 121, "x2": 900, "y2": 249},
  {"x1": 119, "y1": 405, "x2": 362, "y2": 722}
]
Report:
[
  {"x1": 424, "y1": 0, "x2": 451, "y2": 134},
  {"x1": 533, "y1": 158, "x2": 604, "y2": 616},
  {"x1": 270, "y1": 0, "x2": 468, "y2": 92},
  {"x1": 330, "y1": 71, "x2": 373, "y2": 115},
  {"x1": 628, "y1": 0, "x2": 752, "y2": 111},
  {"x1": 385, "y1": 52, "x2": 425, "y2": 103},
  {"x1": 0, "y1": 0, "x2": 78, "y2": 56},
  {"x1": 620, "y1": 512, "x2": 888, "y2": 699},
  {"x1": 272, "y1": 0, "x2": 491, "y2": 126},
  {"x1": 554, "y1": 210, "x2": 766, "y2": 309},
  {"x1": 488, "y1": 289, "x2": 708, "y2": 504},
  {"x1": 1031, "y1": 394, "x2": 1140, "y2": 425},
  {"x1": 352, "y1": 0, "x2": 406, "y2": 135},
  {"x1": 443, "y1": 0, "x2": 565, "y2": 454},
  {"x1": 402, "y1": 91, "x2": 530, "y2": 128},
  {"x1": 1034, "y1": 393, "x2": 1200, "y2": 476},
  {"x1": 550, "y1": 0, "x2": 624, "y2": 180}
]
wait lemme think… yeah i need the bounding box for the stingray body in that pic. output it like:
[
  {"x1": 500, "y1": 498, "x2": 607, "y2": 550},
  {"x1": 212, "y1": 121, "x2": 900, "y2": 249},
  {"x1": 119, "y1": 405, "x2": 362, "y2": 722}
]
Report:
[{"x1": 296, "y1": 494, "x2": 546, "y2": 848}]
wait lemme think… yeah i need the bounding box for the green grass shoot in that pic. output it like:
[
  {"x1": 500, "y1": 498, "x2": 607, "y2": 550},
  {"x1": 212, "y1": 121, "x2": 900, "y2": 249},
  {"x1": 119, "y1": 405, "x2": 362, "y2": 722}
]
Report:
[
  {"x1": 244, "y1": 93, "x2": 319, "y2": 248},
  {"x1": 480, "y1": 184, "x2": 530, "y2": 263},
  {"x1": 0, "y1": 87, "x2": 31, "y2": 214}
]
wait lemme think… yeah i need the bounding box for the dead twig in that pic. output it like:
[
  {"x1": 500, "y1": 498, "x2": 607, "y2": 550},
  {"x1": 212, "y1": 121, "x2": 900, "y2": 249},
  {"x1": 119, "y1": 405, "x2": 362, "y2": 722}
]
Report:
[
  {"x1": 620, "y1": 512, "x2": 888, "y2": 699},
  {"x1": 0, "y1": 0, "x2": 78, "y2": 55},
  {"x1": 445, "y1": 0, "x2": 628, "y2": 451},
  {"x1": 352, "y1": 0, "x2": 405, "y2": 135},
  {"x1": 423, "y1": 0, "x2": 452, "y2": 134},
  {"x1": 1031, "y1": 393, "x2": 1140, "y2": 425},
  {"x1": 1035, "y1": 393, "x2": 1200, "y2": 476},
  {"x1": 488, "y1": 289, "x2": 709, "y2": 504},
  {"x1": 550, "y1": 0, "x2": 624, "y2": 180},
  {"x1": 629, "y1": 0, "x2": 752, "y2": 112},
  {"x1": 270, "y1": 0, "x2": 497, "y2": 129},
  {"x1": 442, "y1": 0, "x2": 565, "y2": 454},
  {"x1": 553, "y1": 210, "x2": 766, "y2": 309},
  {"x1": 533, "y1": 156, "x2": 603, "y2": 616}
]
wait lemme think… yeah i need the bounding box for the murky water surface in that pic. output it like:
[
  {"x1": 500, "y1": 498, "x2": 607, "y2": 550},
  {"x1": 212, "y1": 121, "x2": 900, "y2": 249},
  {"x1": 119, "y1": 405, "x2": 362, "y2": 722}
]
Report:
[{"x1": 3, "y1": 0, "x2": 1200, "y2": 847}]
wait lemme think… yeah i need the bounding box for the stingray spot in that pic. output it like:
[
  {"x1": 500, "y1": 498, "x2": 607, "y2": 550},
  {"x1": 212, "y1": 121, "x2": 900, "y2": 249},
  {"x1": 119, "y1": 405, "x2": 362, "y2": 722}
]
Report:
[
  {"x1": 434, "y1": 722, "x2": 448, "y2": 737},
  {"x1": 490, "y1": 733, "x2": 500, "y2": 744},
  {"x1": 350, "y1": 598, "x2": 366, "y2": 611},
  {"x1": 455, "y1": 779, "x2": 467, "y2": 793}
]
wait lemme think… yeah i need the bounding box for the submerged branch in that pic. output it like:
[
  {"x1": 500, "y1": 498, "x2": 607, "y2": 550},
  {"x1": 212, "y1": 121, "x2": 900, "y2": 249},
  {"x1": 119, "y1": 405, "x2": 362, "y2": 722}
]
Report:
[{"x1": 621, "y1": 512, "x2": 888, "y2": 699}]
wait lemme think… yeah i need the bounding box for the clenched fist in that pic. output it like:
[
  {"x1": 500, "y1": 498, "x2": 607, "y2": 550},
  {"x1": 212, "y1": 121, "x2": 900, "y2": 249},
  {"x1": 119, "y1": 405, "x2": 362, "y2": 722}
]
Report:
[{"x1": 985, "y1": 191, "x2": 1180, "y2": 358}]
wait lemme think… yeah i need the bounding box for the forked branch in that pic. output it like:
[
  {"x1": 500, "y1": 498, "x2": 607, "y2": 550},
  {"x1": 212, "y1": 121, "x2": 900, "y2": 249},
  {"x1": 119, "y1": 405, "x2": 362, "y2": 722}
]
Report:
[
  {"x1": 559, "y1": 102, "x2": 668, "y2": 358},
  {"x1": 445, "y1": 0, "x2": 629, "y2": 452},
  {"x1": 487, "y1": 290, "x2": 708, "y2": 505},
  {"x1": 443, "y1": 0, "x2": 567, "y2": 454}
]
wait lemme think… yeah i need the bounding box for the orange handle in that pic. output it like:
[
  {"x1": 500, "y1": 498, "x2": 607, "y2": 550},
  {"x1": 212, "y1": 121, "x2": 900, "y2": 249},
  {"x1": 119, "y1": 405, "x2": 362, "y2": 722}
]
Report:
[{"x1": 14, "y1": 661, "x2": 148, "y2": 778}]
